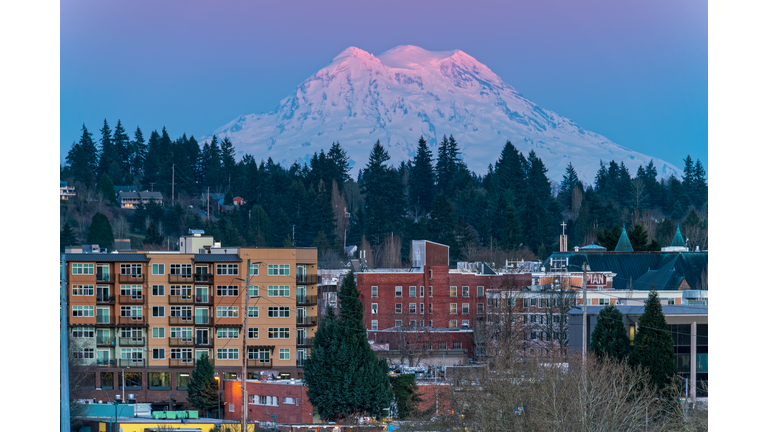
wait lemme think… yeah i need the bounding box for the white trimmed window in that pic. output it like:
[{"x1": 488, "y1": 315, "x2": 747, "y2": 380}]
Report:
[
  {"x1": 170, "y1": 264, "x2": 192, "y2": 276},
  {"x1": 216, "y1": 264, "x2": 239, "y2": 275},
  {"x1": 371, "y1": 320, "x2": 378, "y2": 330},
  {"x1": 216, "y1": 306, "x2": 239, "y2": 317},
  {"x1": 268, "y1": 306, "x2": 290, "y2": 318},
  {"x1": 371, "y1": 303, "x2": 378, "y2": 314},
  {"x1": 152, "y1": 285, "x2": 165, "y2": 296},
  {"x1": 409, "y1": 286, "x2": 417, "y2": 297},
  {"x1": 216, "y1": 285, "x2": 239, "y2": 296},
  {"x1": 429, "y1": 286, "x2": 433, "y2": 297},
  {"x1": 152, "y1": 306, "x2": 165, "y2": 317},
  {"x1": 267, "y1": 285, "x2": 290, "y2": 297},
  {"x1": 217, "y1": 328, "x2": 239, "y2": 339},
  {"x1": 248, "y1": 285, "x2": 259, "y2": 297},
  {"x1": 477, "y1": 286, "x2": 484, "y2": 297},
  {"x1": 249, "y1": 263, "x2": 259, "y2": 275},
  {"x1": 371, "y1": 286, "x2": 378, "y2": 298},
  {"x1": 120, "y1": 264, "x2": 142, "y2": 276},
  {"x1": 462, "y1": 319, "x2": 469, "y2": 326},
  {"x1": 73, "y1": 348, "x2": 95, "y2": 359},
  {"x1": 279, "y1": 348, "x2": 290, "y2": 360},
  {"x1": 449, "y1": 304, "x2": 457, "y2": 314},
  {"x1": 72, "y1": 305, "x2": 94, "y2": 317},
  {"x1": 462, "y1": 303, "x2": 469, "y2": 314},
  {"x1": 72, "y1": 284, "x2": 94, "y2": 296},
  {"x1": 170, "y1": 285, "x2": 192, "y2": 297},
  {"x1": 170, "y1": 306, "x2": 192, "y2": 319},
  {"x1": 217, "y1": 348, "x2": 239, "y2": 360},
  {"x1": 248, "y1": 327, "x2": 258, "y2": 338},
  {"x1": 153, "y1": 348, "x2": 166, "y2": 359},
  {"x1": 450, "y1": 286, "x2": 457, "y2": 297},
  {"x1": 152, "y1": 264, "x2": 165, "y2": 275},
  {"x1": 120, "y1": 285, "x2": 142, "y2": 297},
  {"x1": 248, "y1": 307, "x2": 259, "y2": 318},
  {"x1": 152, "y1": 327, "x2": 165, "y2": 338},
  {"x1": 429, "y1": 303, "x2": 433, "y2": 314},
  {"x1": 72, "y1": 327, "x2": 94, "y2": 338},
  {"x1": 477, "y1": 303, "x2": 485, "y2": 313},
  {"x1": 409, "y1": 303, "x2": 417, "y2": 314},
  {"x1": 72, "y1": 263, "x2": 94, "y2": 275},
  {"x1": 420, "y1": 303, "x2": 425, "y2": 314},
  {"x1": 395, "y1": 303, "x2": 402, "y2": 314},
  {"x1": 170, "y1": 327, "x2": 192, "y2": 340},
  {"x1": 267, "y1": 328, "x2": 290, "y2": 339},
  {"x1": 462, "y1": 286, "x2": 470, "y2": 297},
  {"x1": 267, "y1": 264, "x2": 290, "y2": 276},
  {"x1": 395, "y1": 286, "x2": 402, "y2": 297},
  {"x1": 453, "y1": 341, "x2": 462, "y2": 349},
  {"x1": 449, "y1": 320, "x2": 457, "y2": 328},
  {"x1": 395, "y1": 320, "x2": 402, "y2": 327}
]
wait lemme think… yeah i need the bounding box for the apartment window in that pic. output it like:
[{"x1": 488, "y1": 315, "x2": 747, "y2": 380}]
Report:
[
  {"x1": 531, "y1": 298, "x2": 538, "y2": 308},
  {"x1": 409, "y1": 286, "x2": 417, "y2": 297},
  {"x1": 453, "y1": 341, "x2": 462, "y2": 350},
  {"x1": 462, "y1": 303, "x2": 470, "y2": 314},
  {"x1": 429, "y1": 320, "x2": 433, "y2": 327},
  {"x1": 554, "y1": 298, "x2": 559, "y2": 308},
  {"x1": 284, "y1": 397, "x2": 295, "y2": 405},
  {"x1": 450, "y1": 304, "x2": 457, "y2": 314},
  {"x1": 248, "y1": 327, "x2": 258, "y2": 339},
  {"x1": 72, "y1": 284, "x2": 94, "y2": 296},
  {"x1": 152, "y1": 264, "x2": 165, "y2": 275},
  {"x1": 462, "y1": 320, "x2": 469, "y2": 326},
  {"x1": 267, "y1": 285, "x2": 290, "y2": 297},
  {"x1": 170, "y1": 327, "x2": 192, "y2": 340},
  {"x1": 477, "y1": 286, "x2": 484, "y2": 297},
  {"x1": 216, "y1": 264, "x2": 239, "y2": 275},
  {"x1": 217, "y1": 348, "x2": 239, "y2": 360},
  {"x1": 72, "y1": 263, "x2": 94, "y2": 275},
  {"x1": 395, "y1": 320, "x2": 402, "y2": 327},
  {"x1": 152, "y1": 285, "x2": 165, "y2": 296},
  {"x1": 530, "y1": 332, "x2": 536, "y2": 340},
  {"x1": 152, "y1": 306, "x2": 165, "y2": 317},
  {"x1": 477, "y1": 303, "x2": 485, "y2": 313},
  {"x1": 395, "y1": 303, "x2": 402, "y2": 314},
  {"x1": 96, "y1": 307, "x2": 110, "y2": 323},
  {"x1": 507, "y1": 298, "x2": 515, "y2": 308},
  {"x1": 599, "y1": 298, "x2": 610, "y2": 305},
  {"x1": 667, "y1": 298, "x2": 675, "y2": 305},
  {"x1": 152, "y1": 348, "x2": 166, "y2": 360},
  {"x1": 152, "y1": 327, "x2": 165, "y2": 338},
  {"x1": 395, "y1": 286, "x2": 402, "y2": 297},
  {"x1": 72, "y1": 327, "x2": 94, "y2": 338},
  {"x1": 429, "y1": 269, "x2": 433, "y2": 280},
  {"x1": 217, "y1": 328, "x2": 239, "y2": 339},
  {"x1": 73, "y1": 348, "x2": 95, "y2": 359},
  {"x1": 371, "y1": 320, "x2": 378, "y2": 330},
  {"x1": 420, "y1": 303, "x2": 424, "y2": 314},
  {"x1": 409, "y1": 303, "x2": 417, "y2": 314},
  {"x1": 216, "y1": 306, "x2": 239, "y2": 317},
  {"x1": 72, "y1": 305, "x2": 94, "y2": 317},
  {"x1": 462, "y1": 286, "x2": 469, "y2": 297},
  {"x1": 248, "y1": 307, "x2": 259, "y2": 318},
  {"x1": 177, "y1": 373, "x2": 190, "y2": 390},
  {"x1": 450, "y1": 286, "x2": 457, "y2": 297},
  {"x1": 216, "y1": 285, "x2": 239, "y2": 296},
  {"x1": 170, "y1": 306, "x2": 192, "y2": 319},
  {"x1": 268, "y1": 328, "x2": 290, "y2": 339},
  {"x1": 523, "y1": 298, "x2": 529, "y2": 308},
  {"x1": 449, "y1": 320, "x2": 457, "y2": 328},
  {"x1": 120, "y1": 264, "x2": 142, "y2": 276},
  {"x1": 268, "y1": 306, "x2": 290, "y2": 318},
  {"x1": 248, "y1": 286, "x2": 259, "y2": 297},
  {"x1": 371, "y1": 286, "x2": 378, "y2": 298},
  {"x1": 170, "y1": 264, "x2": 192, "y2": 276},
  {"x1": 554, "y1": 316, "x2": 560, "y2": 324},
  {"x1": 120, "y1": 285, "x2": 142, "y2": 297},
  {"x1": 267, "y1": 264, "x2": 290, "y2": 276},
  {"x1": 371, "y1": 304, "x2": 378, "y2": 314},
  {"x1": 409, "y1": 320, "x2": 417, "y2": 326},
  {"x1": 429, "y1": 286, "x2": 433, "y2": 297},
  {"x1": 248, "y1": 348, "x2": 270, "y2": 362},
  {"x1": 249, "y1": 263, "x2": 259, "y2": 275},
  {"x1": 429, "y1": 303, "x2": 433, "y2": 314},
  {"x1": 279, "y1": 349, "x2": 290, "y2": 360}
]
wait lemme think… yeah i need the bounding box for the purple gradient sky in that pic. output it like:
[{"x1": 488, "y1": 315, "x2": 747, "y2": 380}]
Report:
[{"x1": 61, "y1": 0, "x2": 707, "y2": 174}]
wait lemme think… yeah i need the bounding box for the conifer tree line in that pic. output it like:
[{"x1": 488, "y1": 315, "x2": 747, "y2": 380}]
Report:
[{"x1": 62, "y1": 119, "x2": 707, "y2": 262}]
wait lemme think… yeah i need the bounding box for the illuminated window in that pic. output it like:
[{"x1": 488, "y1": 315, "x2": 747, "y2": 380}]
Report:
[
  {"x1": 450, "y1": 286, "x2": 457, "y2": 297},
  {"x1": 450, "y1": 303, "x2": 457, "y2": 314}
]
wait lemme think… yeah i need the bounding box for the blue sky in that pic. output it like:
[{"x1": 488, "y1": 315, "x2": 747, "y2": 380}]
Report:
[{"x1": 61, "y1": 0, "x2": 707, "y2": 174}]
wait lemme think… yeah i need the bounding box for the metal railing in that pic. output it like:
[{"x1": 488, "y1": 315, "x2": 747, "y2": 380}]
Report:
[
  {"x1": 296, "y1": 295, "x2": 318, "y2": 306},
  {"x1": 194, "y1": 273, "x2": 213, "y2": 283},
  {"x1": 168, "y1": 274, "x2": 194, "y2": 283},
  {"x1": 97, "y1": 358, "x2": 115, "y2": 367},
  {"x1": 194, "y1": 296, "x2": 213, "y2": 305},
  {"x1": 118, "y1": 316, "x2": 146, "y2": 325},
  {"x1": 118, "y1": 295, "x2": 145, "y2": 304},
  {"x1": 297, "y1": 315, "x2": 318, "y2": 326},
  {"x1": 247, "y1": 359, "x2": 272, "y2": 368},
  {"x1": 119, "y1": 337, "x2": 145, "y2": 346},
  {"x1": 169, "y1": 295, "x2": 194, "y2": 305},
  {"x1": 118, "y1": 274, "x2": 145, "y2": 283},
  {"x1": 194, "y1": 315, "x2": 213, "y2": 325},
  {"x1": 96, "y1": 273, "x2": 112, "y2": 283},
  {"x1": 295, "y1": 274, "x2": 319, "y2": 285},
  {"x1": 117, "y1": 358, "x2": 145, "y2": 367},
  {"x1": 195, "y1": 338, "x2": 213, "y2": 347},
  {"x1": 97, "y1": 337, "x2": 115, "y2": 346},
  {"x1": 296, "y1": 336, "x2": 314, "y2": 347},
  {"x1": 169, "y1": 316, "x2": 194, "y2": 325},
  {"x1": 169, "y1": 338, "x2": 194, "y2": 347},
  {"x1": 96, "y1": 295, "x2": 115, "y2": 304}
]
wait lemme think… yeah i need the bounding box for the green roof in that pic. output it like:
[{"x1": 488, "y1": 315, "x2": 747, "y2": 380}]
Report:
[
  {"x1": 614, "y1": 225, "x2": 634, "y2": 252},
  {"x1": 671, "y1": 225, "x2": 686, "y2": 247}
]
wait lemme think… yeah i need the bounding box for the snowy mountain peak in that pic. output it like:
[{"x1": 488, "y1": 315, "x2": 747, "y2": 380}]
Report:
[{"x1": 209, "y1": 45, "x2": 682, "y2": 182}]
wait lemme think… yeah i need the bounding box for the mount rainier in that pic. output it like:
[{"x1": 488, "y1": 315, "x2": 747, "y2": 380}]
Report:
[{"x1": 211, "y1": 45, "x2": 681, "y2": 182}]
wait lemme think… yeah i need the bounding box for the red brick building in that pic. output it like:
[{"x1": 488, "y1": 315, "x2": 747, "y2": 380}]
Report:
[{"x1": 223, "y1": 378, "x2": 313, "y2": 425}]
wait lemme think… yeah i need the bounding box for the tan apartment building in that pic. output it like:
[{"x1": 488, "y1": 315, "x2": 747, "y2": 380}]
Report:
[{"x1": 64, "y1": 244, "x2": 318, "y2": 409}]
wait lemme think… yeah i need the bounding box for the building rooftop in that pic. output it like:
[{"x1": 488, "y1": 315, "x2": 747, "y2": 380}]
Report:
[
  {"x1": 568, "y1": 304, "x2": 708, "y2": 316},
  {"x1": 193, "y1": 254, "x2": 242, "y2": 262},
  {"x1": 64, "y1": 253, "x2": 150, "y2": 262}
]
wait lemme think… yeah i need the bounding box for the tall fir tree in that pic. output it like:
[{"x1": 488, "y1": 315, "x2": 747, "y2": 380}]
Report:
[
  {"x1": 66, "y1": 125, "x2": 99, "y2": 186},
  {"x1": 96, "y1": 119, "x2": 122, "y2": 183},
  {"x1": 408, "y1": 136, "x2": 435, "y2": 213},
  {"x1": 60, "y1": 220, "x2": 78, "y2": 252},
  {"x1": 96, "y1": 173, "x2": 116, "y2": 204},
  {"x1": 590, "y1": 305, "x2": 631, "y2": 361},
  {"x1": 130, "y1": 126, "x2": 147, "y2": 179},
  {"x1": 360, "y1": 141, "x2": 405, "y2": 245},
  {"x1": 186, "y1": 353, "x2": 220, "y2": 416},
  {"x1": 112, "y1": 120, "x2": 132, "y2": 181},
  {"x1": 628, "y1": 289, "x2": 677, "y2": 395},
  {"x1": 86, "y1": 212, "x2": 114, "y2": 250},
  {"x1": 428, "y1": 193, "x2": 456, "y2": 249},
  {"x1": 327, "y1": 141, "x2": 352, "y2": 186}
]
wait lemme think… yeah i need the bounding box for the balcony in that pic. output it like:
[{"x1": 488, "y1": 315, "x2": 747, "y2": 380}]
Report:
[
  {"x1": 118, "y1": 316, "x2": 146, "y2": 326},
  {"x1": 296, "y1": 357, "x2": 305, "y2": 368},
  {"x1": 169, "y1": 316, "x2": 194, "y2": 325},
  {"x1": 169, "y1": 358, "x2": 195, "y2": 368},
  {"x1": 96, "y1": 318, "x2": 113, "y2": 326},
  {"x1": 195, "y1": 338, "x2": 213, "y2": 348},
  {"x1": 96, "y1": 295, "x2": 115, "y2": 305},
  {"x1": 247, "y1": 359, "x2": 272, "y2": 368},
  {"x1": 295, "y1": 274, "x2": 319, "y2": 285},
  {"x1": 194, "y1": 296, "x2": 213, "y2": 306},
  {"x1": 97, "y1": 337, "x2": 115, "y2": 347},
  {"x1": 297, "y1": 315, "x2": 318, "y2": 326},
  {"x1": 117, "y1": 358, "x2": 146, "y2": 367},
  {"x1": 118, "y1": 274, "x2": 145, "y2": 284},
  {"x1": 96, "y1": 273, "x2": 113, "y2": 283},
  {"x1": 297, "y1": 336, "x2": 314, "y2": 347},
  {"x1": 194, "y1": 273, "x2": 213, "y2": 284},
  {"x1": 169, "y1": 338, "x2": 194, "y2": 347},
  {"x1": 119, "y1": 337, "x2": 145, "y2": 346},
  {"x1": 194, "y1": 315, "x2": 213, "y2": 326},
  {"x1": 169, "y1": 295, "x2": 194, "y2": 305},
  {"x1": 168, "y1": 274, "x2": 194, "y2": 283},
  {"x1": 119, "y1": 295, "x2": 145, "y2": 304},
  {"x1": 296, "y1": 295, "x2": 318, "y2": 306},
  {"x1": 97, "y1": 359, "x2": 116, "y2": 367}
]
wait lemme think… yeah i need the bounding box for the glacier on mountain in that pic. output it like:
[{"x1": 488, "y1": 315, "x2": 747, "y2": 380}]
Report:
[{"x1": 210, "y1": 45, "x2": 681, "y2": 182}]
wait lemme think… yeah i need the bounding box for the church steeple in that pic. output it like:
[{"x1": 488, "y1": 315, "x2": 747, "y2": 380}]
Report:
[
  {"x1": 661, "y1": 224, "x2": 689, "y2": 252},
  {"x1": 614, "y1": 225, "x2": 634, "y2": 252}
]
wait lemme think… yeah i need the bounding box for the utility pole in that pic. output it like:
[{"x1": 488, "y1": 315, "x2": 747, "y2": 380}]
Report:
[
  {"x1": 61, "y1": 254, "x2": 71, "y2": 432},
  {"x1": 582, "y1": 262, "x2": 587, "y2": 365},
  {"x1": 292, "y1": 225, "x2": 295, "y2": 246},
  {"x1": 172, "y1": 164, "x2": 175, "y2": 206},
  {"x1": 207, "y1": 187, "x2": 210, "y2": 222},
  {"x1": 242, "y1": 259, "x2": 250, "y2": 432}
]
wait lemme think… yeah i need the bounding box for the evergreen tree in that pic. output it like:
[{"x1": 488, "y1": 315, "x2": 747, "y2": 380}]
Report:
[
  {"x1": 112, "y1": 120, "x2": 132, "y2": 181},
  {"x1": 96, "y1": 173, "x2": 116, "y2": 204},
  {"x1": 691, "y1": 159, "x2": 707, "y2": 207},
  {"x1": 560, "y1": 162, "x2": 581, "y2": 198},
  {"x1": 61, "y1": 220, "x2": 78, "y2": 252},
  {"x1": 144, "y1": 220, "x2": 165, "y2": 246},
  {"x1": 494, "y1": 141, "x2": 527, "y2": 203},
  {"x1": 66, "y1": 125, "x2": 99, "y2": 186},
  {"x1": 220, "y1": 136, "x2": 237, "y2": 179},
  {"x1": 501, "y1": 201, "x2": 523, "y2": 250},
  {"x1": 520, "y1": 188, "x2": 549, "y2": 250},
  {"x1": 131, "y1": 126, "x2": 147, "y2": 179},
  {"x1": 590, "y1": 305, "x2": 631, "y2": 361},
  {"x1": 142, "y1": 130, "x2": 162, "y2": 187},
  {"x1": 428, "y1": 193, "x2": 456, "y2": 249},
  {"x1": 327, "y1": 141, "x2": 352, "y2": 186},
  {"x1": 390, "y1": 374, "x2": 422, "y2": 419},
  {"x1": 186, "y1": 353, "x2": 220, "y2": 416},
  {"x1": 629, "y1": 290, "x2": 677, "y2": 396},
  {"x1": 86, "y1": 212, "x2": 114, "y2": 250},
  {"x1": 304, "y1": 272, "x2": 393, "y2": 421},
  {"x1": 360, "y1": 141, "x2": 405, "y2": 245},
  {"x1": 682, "y1": 155, "x2": 695, "y2": 203},
  {"x1": 409, "y1": 136, "x2": 435, "y2": 212},
  {"x1": 97, "y1": 119, "x2": 123, "y2": 183}
]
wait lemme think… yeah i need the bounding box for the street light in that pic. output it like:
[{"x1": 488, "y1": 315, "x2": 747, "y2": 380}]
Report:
[
  {"x1": 214, "y1": 373, "x2": 222, "y2": 419},
  {"x1": 95, "y1": 388, "x2": 120, "y2": 432},
  {"x1": 235, "y1": 260, "x2": 263, "y2": 432}
]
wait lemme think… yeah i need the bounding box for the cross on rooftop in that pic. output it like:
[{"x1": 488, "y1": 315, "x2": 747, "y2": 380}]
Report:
[{"x1": 561, "y1": 221, "x2": 567, "y2": 236}]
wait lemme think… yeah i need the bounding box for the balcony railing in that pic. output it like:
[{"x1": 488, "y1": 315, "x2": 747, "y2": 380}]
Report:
[
  {"x1": 295, "y1": 274, "x2": 319, "y2": 285},
  {"x1": 169, "y1": 295, "x2": 194, "y2": 305},
  {"x1": 118, "y1": 274, "x2": 145, "y2": 283},
  {"x1": 194, "y1": 315, "x2": 213, "y2": 326},
  {"x1": 194, "y1": 296, "x2": 213, "y2": 305},
  {"x1": 194, "y1": 273, "x2": 213, "y2": 283},
  {"x1": 96, "y1": 273, "x2": 112, "y2": 283},
  {"x1": 117, "y1": 358, "x2": 146, "y2": 367},
  {"x1": 169, "y1": 358, "x2": 195, "y2": 368},
  {"x1": 247, "y1": 359, "x2": 272, "y2": 368},
  {"x1": 169, "y1": 316, "x2": 194, "y2": 325},
  {"x1": 297, "y1": 315, "x2": 318, "y2": 326},
  {"x1": 296, "y1": 357, "x2": 305, "y2": 368},
  {"x1": 97, "y1": 359, "x2": 116, "y2": 367},
  {"x1": 195, "y1": 338, "x2": 213, "y2": 348},
  {"x1": 169, "y1": 337, "x2": 194, "y2": 347},
  {"x1": 118, "y1": 316, "x2": 146, "y2": 325},
  {"x1": 96, "y1": 295, "x2": 115, "y2": 304},
  {"x1": 169, "y1": 274, "x2": 194, "y2": 283},
  {"x1": 119, "y1": 337, "x2": 145, "y2": 346},
  {"x1": 119, "y1": 295, "x2": 145, "y2": 304},
  {"x1": 296, "y1": 295, "x2": 318, "y2": 306},
  {"x1": 297, "y1": 336, "x2": 314, "y2": 347},
  {"x1": 96, "y1": 318, "x2": 113, "y2": 326},
  {"x1": 97, "y1": 337, "x2": 115, "y2": 346}
]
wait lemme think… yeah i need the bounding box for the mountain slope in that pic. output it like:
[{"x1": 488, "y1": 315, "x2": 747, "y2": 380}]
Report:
[{"x1": 211, "y1": 45, "x2": 681, "y2": 182}]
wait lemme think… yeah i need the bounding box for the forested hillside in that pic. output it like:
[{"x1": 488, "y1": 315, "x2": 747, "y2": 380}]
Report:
[{"x1": 61, "y1": 120, "x2": 708, "y2": 267}]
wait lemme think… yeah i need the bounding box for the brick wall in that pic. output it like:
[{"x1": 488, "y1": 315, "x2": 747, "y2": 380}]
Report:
[{"x1": 223, "y1": 379, "x2": 313, "y2": 425}]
